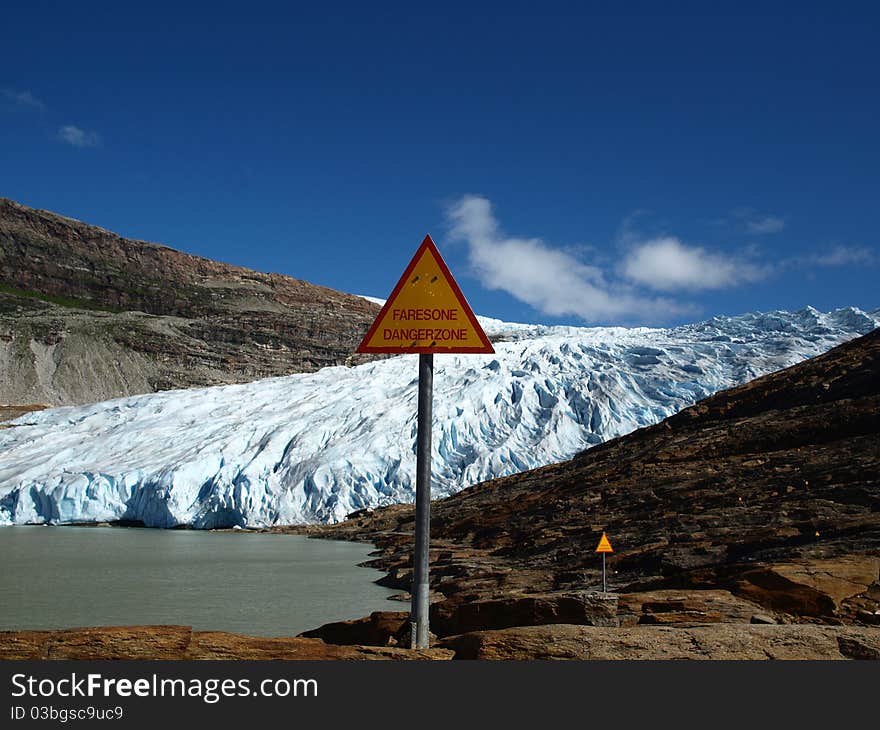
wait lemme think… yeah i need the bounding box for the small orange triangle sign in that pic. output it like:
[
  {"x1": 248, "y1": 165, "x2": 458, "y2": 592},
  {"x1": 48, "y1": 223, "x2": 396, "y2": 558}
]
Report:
[
  {"x1": 595, "y1": 532, "x2": 614, "y2": 553},
  {"x1": 357, "y1": 235, "x2": 494, "y2": 355}
]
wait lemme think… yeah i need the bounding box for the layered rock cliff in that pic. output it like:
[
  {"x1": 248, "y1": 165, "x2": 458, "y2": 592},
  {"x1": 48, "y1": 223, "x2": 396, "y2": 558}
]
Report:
[{"x1": 0, "y1": 198, "x2": 379, "y2": 405}]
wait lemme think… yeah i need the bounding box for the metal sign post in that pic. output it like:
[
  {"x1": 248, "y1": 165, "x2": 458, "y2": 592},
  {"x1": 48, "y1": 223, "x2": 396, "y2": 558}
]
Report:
[
  {"x1": 356, "y1": 235, "x2": 494, "y2": 650},
  {"x1": 595, "y1": 532, "x2": 614, "y2": 593},
  {"x1": 411, "y1": 353, "x2": 433, "y2": 648}
]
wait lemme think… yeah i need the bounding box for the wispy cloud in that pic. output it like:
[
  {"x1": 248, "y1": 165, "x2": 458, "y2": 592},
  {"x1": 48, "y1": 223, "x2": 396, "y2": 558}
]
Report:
[
  {"x1": 2, "y1": 91, "x2": 103, "y2": 148},
  {"x1": 446, "y1": 196, "x2": 689, "y2": 324},
  {"x1": 720, "y1": 208, "x2": 786, "y2": 234},
  {"x1": 1, "y1": 88, "x2": 45, "y2": 110},
  {"x1": 621, "y1": 237, "x2": 767, "y2": 291},
  {"x1": 745, "y1": 215, "x2": 785, "y2": 234},
  {"x1": 802, "y1": 245, "x2": 875, "y2": 267},
  {"x1": 57, "y1": 125, "x2": 101, "y2": 148}
]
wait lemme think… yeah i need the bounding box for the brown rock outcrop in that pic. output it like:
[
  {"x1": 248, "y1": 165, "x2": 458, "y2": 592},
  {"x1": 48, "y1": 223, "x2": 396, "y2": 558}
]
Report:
[
  {"x1": 298, "y1": 611, "x2": 410, "y2": 647},
  {"x1": 0, "y1": 626, "x2": 192, "y2": 660},
  {"x1": 732, "y1": 557, "x2": 880, "y2": 617},
  {"x1": 430, "y1": 591, "x2": 619, "y2": 636},
  {"x1": 440, "y1": 624, "x2": 880, "y2": 660},
  {"x1": 617, "y1": 589, "x2": 767, "y2": 627},
  {"x1": 0, "y1": 626, "x2": 452, "y2": 661},
  {"x1": 186, "y1": 631, "x2": 448, "y2": 660}
]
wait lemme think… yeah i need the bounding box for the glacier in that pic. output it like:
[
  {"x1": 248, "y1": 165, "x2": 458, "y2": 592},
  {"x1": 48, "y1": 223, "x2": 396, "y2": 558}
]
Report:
[{"x1": 0, "y1": 305, "x2": 877, "y2": 528}]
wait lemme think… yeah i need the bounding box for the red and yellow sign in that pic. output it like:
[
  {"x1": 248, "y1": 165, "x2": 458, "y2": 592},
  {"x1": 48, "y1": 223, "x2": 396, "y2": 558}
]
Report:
[
  {"x1": 357, "y1": 235, "x2": 494, "y2": 354},
  {"x1": 595, "y1": 532, "x2": 614, "y2": 554}
]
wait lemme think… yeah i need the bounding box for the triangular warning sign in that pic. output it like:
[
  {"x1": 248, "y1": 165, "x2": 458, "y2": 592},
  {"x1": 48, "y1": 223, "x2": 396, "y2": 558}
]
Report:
[
  {"x1": 357, "y1": 235, "x2": 494, "y2": 354},
  {"x1": 595, "y1": 532, "x2": 613, "y2": 553}
]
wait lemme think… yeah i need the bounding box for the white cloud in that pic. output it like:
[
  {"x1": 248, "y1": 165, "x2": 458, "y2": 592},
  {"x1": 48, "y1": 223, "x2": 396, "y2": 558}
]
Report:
[
  {"x1": 1, "y1": 88, "x2": 45, "y2": 110},
  {"x1": 621, "y1": 237, "x2": 767, "y2": 292},
  {"x1": 445, "y1": 196, "x2": 869, "y2": 324},
  {"x1": 446, "y1": 196, "x2": 688, "y2": 324},
  {"x1": 57, "y1": 125, "x2": 101, "y2": 148}
]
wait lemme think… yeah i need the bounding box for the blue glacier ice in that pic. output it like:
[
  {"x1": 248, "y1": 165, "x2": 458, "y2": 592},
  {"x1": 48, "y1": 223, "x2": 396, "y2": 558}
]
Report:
[{"x1": 0, "y1": 305, "x2": 876, "y2": 527}]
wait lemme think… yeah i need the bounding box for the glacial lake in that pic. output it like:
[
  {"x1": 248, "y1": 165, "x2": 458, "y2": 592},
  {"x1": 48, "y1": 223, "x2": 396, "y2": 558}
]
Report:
[{"x1": 0, "y1": 526, "x2": 399, "y2": 636}]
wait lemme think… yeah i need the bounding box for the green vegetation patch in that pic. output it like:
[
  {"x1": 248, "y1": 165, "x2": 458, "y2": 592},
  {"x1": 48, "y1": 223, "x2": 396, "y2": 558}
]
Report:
[{"x1": 0, "y1": 282, "x2": 122, "y2": 312}]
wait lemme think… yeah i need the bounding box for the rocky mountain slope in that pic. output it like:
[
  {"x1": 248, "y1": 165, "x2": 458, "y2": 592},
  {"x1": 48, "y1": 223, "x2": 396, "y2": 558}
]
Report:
[
  {"x1": 0, "y1": 197, "x2": 379, "y2": 405},
  {"x1": 1, "y1": 306, "x2": 876, "y2": 527},
  {"x1": 308, "y1": 327, "x2": 880, "y2": 655}
]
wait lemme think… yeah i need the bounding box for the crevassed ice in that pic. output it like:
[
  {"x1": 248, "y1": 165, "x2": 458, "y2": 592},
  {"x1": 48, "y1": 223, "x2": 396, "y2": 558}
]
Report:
[{"x1": 0, "y1": 306, "x2": 877, "y2": 528}]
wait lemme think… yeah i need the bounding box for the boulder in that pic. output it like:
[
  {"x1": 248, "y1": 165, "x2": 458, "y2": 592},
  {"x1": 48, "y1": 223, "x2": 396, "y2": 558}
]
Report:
[
  {"x1": 430, "y1": 591, "x2": 618, "y2": 636},
  {"x1": 734, "y1": 556, "x2": 880, "y2": 617},
  {"x1": 298, "y1": 611, "x2": 409, "y2": 647},
  {"x1": 618, "y1": 589, "x2": 765, "y2": 627},
  {"x1": 855, "y1": 610, "x2": 880, "y2": 625},
  {"x1": 750, "y1": 614, "x2": 777, "y2": 625}
]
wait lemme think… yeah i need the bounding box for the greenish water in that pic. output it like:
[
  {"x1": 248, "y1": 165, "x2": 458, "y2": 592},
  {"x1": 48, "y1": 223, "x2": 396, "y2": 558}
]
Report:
[{"x1": 0, "y1": 526, "x2": 399, "y2": 636}]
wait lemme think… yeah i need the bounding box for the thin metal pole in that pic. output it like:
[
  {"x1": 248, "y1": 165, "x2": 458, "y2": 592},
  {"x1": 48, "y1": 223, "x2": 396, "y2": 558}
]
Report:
[
  {"x1": 410, "y1": 353, "x2": 433, "y2": 649},
  {"x1": 602, "y1": 553, "x2": 606, "y2": 593}
]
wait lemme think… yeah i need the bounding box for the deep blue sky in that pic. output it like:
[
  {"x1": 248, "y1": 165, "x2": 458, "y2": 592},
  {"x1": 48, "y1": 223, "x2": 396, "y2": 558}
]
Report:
[{"x1": 2, "y1": 2, "x2": 877, "y2": 326}]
